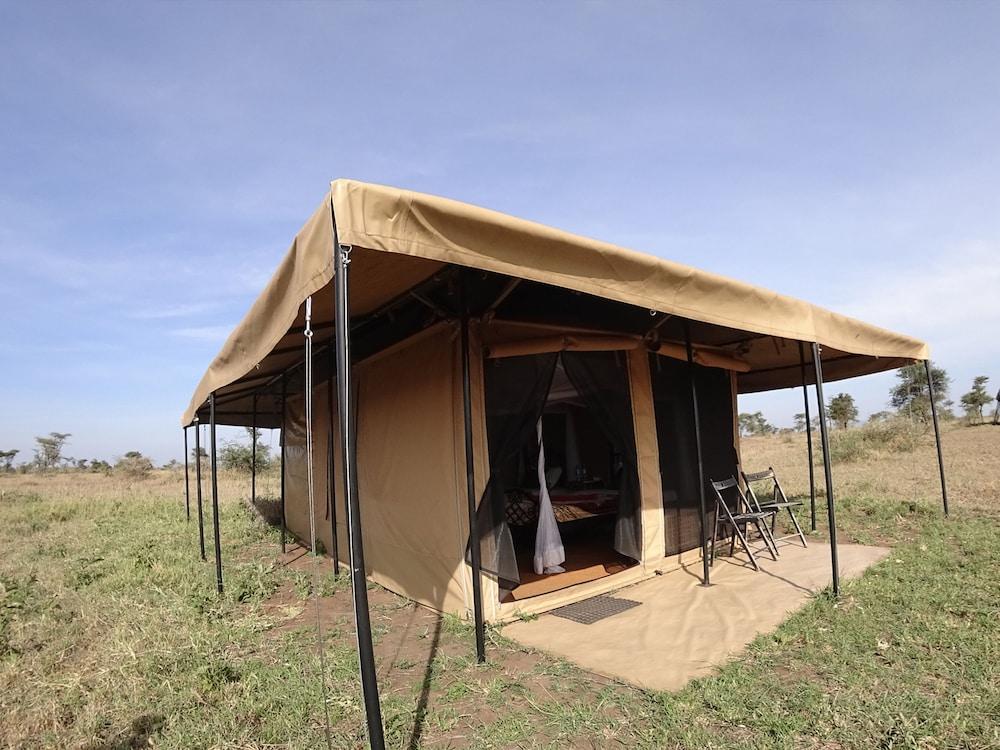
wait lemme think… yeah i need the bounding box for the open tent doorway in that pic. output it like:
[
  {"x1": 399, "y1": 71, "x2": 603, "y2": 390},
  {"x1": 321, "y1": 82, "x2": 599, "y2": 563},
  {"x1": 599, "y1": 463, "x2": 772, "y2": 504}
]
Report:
[{"x1": 479, "y1": 351, "x2": 642, "y2": 603}]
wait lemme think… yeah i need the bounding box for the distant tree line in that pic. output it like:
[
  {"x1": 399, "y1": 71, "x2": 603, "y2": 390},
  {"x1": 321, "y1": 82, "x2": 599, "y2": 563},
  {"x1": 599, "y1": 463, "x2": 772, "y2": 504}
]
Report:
[
  {"x1": 739, "y1": 362, "x2": 998, "y2": 435},
  {"x1": 0, "y1": 432, "x2": 169, "y2": 479},
  {"x1": 0, "y1": 425, "x2": 278, "y2": 480}
]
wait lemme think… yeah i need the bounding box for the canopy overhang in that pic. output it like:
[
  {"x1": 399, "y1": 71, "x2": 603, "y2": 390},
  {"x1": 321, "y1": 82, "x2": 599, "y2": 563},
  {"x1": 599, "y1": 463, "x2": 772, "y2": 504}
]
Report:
[{"x1": 182, "y1": 179, "x2": 928, "y2": 427}]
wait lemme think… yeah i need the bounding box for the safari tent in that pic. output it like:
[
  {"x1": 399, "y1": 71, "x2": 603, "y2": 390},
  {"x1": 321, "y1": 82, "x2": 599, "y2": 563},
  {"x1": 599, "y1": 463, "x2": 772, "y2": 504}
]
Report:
[{"x1": 181, "y1": 179, "x2": 945, "y2": 747}]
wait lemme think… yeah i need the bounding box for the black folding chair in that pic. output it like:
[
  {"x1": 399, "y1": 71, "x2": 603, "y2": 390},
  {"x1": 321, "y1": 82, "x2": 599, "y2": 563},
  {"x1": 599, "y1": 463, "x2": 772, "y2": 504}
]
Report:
[
  {"x1": 741, "y1": 467, "x2": 808, "y2": 549},
  {"x1": 709, "y1": 477, "x2": 779, "y2": 571}
]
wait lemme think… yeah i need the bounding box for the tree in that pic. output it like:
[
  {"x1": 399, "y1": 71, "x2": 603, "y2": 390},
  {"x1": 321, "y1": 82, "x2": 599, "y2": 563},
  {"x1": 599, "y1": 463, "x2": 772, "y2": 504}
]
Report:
[
  {"x1": 792, "y1": 413, "x2": 807, "y2": 432},
  {"x1": 0, "y1": 450, "x2": 18, "y2": 472},
  {"x1": 219, "y1": 428, "x2": 272, "y2": 473},
  {"x1": 190, "y1": 446, "x2": 208, "y2": 462},
  {"x1": 827, "y1": 393, "x2": 858, "y2": 430},
  {"x1": 868, "y1": 410, "x2": 891, "y2": 423},
  {"x1": 33, "y1": 432, "x2": 71, "y2": 470},
  {"x1": 959, "y1": 376, "x2": 991, "y2": 423},
  {"x1": 738, "y1": 411, "x2": 776, "y2": 437},
  {"x1": 890, "y1": 363, "x2": 950, "y2": 423}
]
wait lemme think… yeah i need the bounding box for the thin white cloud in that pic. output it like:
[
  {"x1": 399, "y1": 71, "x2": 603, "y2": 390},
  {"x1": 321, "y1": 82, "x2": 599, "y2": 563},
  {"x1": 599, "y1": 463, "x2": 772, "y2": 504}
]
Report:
[
  {"x1": 129, "y1": 301, "x2": 220, "y2": 320},
  {"x1": 842, "y1": 241, "x2": 1000, "y2": 360}
]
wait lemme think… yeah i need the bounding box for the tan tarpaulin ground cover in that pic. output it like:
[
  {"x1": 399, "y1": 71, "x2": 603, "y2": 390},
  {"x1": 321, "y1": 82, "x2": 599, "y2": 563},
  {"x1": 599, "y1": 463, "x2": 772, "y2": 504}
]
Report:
[
  {"x1": 182, "y1": 179, "x2": 927, "y2": 426},
  {"x1": 503, "y1": 542, "x2": 891, "y2": 692}
]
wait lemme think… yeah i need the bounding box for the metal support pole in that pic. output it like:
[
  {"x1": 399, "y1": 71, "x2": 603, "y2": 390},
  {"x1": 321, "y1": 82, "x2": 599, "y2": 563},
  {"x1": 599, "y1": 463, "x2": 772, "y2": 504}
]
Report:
[
  {"x1": 925, "y1": 360, "x2": 949, "y2": 516},
  {"x1": 684, "y1": 323, "x2": 711, "y2": 587},
  {"x1": 332, "y1": 214, "x2": 385, "y2": 750},
  {"x1": 327, "y1": 346, "x2": 340, "y2": 576},
  {"x1": 251, "y1": 394, "x2": 257, "y2": 508},
  {"x1": 799, "y1": 342, "x2": 817, "y2": 531},
  {"x1": 195, "y1": 419, "x2": 206, "y2": 561},
  {"x1": 460, "y1": 277, "x2": 486, "y2": 663},
  {"x1": 280, "y1": 375, "x2": 287, "y2": 553},
  {"x1": 183, "y1": 427, "x2": 191, "y2": 522},
  {"x1": 811, "y1": 343, "x2": 840, "y2": 596},
  {"x1": 304, "y1": 296, "x2": 318, "y2": 555},
  {"x1": 209, "y1": 393, "x2": 224, "y2": 594}
]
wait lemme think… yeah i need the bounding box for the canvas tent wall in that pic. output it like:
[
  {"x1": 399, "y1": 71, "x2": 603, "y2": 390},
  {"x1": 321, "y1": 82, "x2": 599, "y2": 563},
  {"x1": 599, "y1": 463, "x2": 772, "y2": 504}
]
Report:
[
  {"x1": 182, "y1": 179, "x2": 930, "y2": 624},
  {"x1": 281, "y1": 323, "x2": 478, "y2": 616},
  {"x1": 265, "y1": 312, "x2": 754, "y2": 624},
  {"x1": 275, "y1": 317, "x2": 728, "y2": 623}
]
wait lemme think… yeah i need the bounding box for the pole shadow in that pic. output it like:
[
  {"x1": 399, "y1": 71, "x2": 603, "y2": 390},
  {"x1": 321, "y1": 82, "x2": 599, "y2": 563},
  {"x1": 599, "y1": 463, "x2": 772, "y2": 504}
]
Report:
[{"x1": 407, "y1": 614, "x2": 442, "y2": 750}]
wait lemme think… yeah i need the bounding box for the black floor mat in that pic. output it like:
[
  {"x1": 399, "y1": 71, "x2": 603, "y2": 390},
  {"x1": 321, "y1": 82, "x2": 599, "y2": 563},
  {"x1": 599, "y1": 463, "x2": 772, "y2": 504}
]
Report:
[{"x1": 549, "y1": 595, "x2": 641, "y2": 625}]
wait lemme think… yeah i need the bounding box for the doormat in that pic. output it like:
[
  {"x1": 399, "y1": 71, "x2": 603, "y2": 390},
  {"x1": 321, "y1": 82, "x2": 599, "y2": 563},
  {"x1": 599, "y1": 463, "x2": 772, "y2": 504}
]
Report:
[{"x1": 549, "y1": 595, "x2": 641, "y2": 625}]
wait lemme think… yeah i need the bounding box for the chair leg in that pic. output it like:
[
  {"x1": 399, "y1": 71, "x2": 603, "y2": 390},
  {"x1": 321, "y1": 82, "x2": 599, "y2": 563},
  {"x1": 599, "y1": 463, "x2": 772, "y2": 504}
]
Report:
[
  {"x1": 754, "y1": 519, "x2": 779, "y2": 561},
  {"x1": 710, "y1": 507, "x2": 720, "y2": 566},
  {"x1": 787, "y1": 506, "x2": 808, "y2": 547},
  {"x1": 729, "y1": 526, "x2": 737, "y2": 557},
  {"x1": 758, "y1": 513, "x2": 781, "y2": 557},
  {"x1": 733, "y1": 522, "x2": 760, "y2": 571}
]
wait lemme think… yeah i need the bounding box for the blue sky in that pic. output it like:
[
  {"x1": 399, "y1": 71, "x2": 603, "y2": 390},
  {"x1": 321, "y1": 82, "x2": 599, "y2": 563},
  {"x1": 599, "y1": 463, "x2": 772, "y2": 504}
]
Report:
[{"x1": 1, "y1": 2, "x2": 998, "y2": 464}]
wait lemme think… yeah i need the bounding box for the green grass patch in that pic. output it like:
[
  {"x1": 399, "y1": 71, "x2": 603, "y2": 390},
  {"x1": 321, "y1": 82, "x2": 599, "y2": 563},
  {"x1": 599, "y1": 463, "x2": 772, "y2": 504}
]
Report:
[{"x1": 1, "y1": 471, "x2": 997, "y2": 748}]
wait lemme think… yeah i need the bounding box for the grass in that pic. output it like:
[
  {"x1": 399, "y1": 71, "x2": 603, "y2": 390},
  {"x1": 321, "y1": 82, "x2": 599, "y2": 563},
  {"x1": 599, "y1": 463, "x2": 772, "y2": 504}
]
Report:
[{"x1": 1, "y1": 424, "x2": 998, "y2": 748}]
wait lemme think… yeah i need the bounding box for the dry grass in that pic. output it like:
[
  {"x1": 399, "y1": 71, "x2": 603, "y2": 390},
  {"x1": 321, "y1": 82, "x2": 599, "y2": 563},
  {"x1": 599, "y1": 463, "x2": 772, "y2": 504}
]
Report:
[{"x1": 742, "y1": 421, "x2": 997, "y2": 517}]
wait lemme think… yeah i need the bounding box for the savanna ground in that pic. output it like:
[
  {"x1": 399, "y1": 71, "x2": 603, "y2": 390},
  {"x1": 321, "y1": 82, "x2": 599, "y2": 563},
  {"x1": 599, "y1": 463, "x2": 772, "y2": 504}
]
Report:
[{"x1": 1, "y1": 423, "x2": 998, "y2": 749}]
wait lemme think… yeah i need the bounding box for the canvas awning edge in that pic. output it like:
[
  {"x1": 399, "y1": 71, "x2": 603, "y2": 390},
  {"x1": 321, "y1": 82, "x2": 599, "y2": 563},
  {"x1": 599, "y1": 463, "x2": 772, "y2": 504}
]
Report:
[{"x1": 181, "y1": 179, "x2": 929, "y2": 426}]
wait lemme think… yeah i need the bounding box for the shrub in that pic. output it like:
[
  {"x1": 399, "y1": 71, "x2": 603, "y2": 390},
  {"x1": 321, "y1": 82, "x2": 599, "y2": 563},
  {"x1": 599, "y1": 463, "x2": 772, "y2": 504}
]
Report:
[
  {"x1": 115, "y1": 451, "x2": 154, "y2": 480},
  {"x1": 827, "y1": 418, "x2": 923, "y2": 463},
  {"x1": 89, "y1": 459, "x2": 112, "y2": 474},
  {"x1": 219, "y1": 440, "x2": 271, "y2": 473}
]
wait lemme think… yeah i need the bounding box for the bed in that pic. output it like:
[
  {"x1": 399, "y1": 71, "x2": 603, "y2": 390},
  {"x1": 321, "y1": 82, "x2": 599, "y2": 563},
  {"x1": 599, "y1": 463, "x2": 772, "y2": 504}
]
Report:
[{"x1": 505, "y1": 488, "x2": 619, "y2": 526}]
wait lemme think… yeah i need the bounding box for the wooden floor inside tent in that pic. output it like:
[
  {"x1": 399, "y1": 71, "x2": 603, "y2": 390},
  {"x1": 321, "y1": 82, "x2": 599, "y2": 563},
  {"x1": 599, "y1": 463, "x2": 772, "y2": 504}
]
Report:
[{"x1": 503, "y1": 541, "x2": 635, "y2": 602}]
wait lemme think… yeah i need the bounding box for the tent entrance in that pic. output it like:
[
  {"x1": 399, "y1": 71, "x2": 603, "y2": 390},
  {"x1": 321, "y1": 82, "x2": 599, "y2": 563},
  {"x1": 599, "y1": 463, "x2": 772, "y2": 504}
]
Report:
[{"x1": 483, "y1": 354, "x2": 641, "y2": 603}]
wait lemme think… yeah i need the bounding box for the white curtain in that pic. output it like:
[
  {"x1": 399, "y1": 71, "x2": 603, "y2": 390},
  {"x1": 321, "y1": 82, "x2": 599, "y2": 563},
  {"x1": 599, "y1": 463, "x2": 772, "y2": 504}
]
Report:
[{"x1": 533, "y1": 417, "x2": 566, "y2": 575}]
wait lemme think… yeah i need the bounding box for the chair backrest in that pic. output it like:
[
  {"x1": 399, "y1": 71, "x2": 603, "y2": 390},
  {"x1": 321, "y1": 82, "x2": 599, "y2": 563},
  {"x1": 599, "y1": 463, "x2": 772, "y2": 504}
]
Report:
[
  {"x1": 741, "y1": 466, "x2": 788, "y2": 510},
  {"x1": 709, "y1": 476, "x2": 748, "y2": 519}
]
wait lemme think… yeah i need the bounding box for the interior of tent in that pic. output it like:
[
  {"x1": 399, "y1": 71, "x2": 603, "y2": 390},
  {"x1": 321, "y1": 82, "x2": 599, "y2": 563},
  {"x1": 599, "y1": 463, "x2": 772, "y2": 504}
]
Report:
[{"x1": 481, "y1": 351, "x2": 643, "y2": 602}]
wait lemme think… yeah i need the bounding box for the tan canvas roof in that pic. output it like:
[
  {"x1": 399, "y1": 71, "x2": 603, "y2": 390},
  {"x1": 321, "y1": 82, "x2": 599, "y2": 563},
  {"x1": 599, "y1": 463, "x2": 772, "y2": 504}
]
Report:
[{"x1": 182, "y1": 178, "x2": 928, "y2": 426}]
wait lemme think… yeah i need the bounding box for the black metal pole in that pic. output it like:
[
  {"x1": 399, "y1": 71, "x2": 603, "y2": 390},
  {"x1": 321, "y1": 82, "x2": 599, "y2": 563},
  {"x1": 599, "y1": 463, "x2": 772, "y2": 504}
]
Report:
[
  {"x1": 799, "y1": 342, "x2": 817, "y2": 531},
  {"x1": 811, "y1": 343, "x2": 840, "y2": 596},
  {"x1": 460, "y1": 277, "x2": 487, "y2": 663},
  {"x1": 251, "y1": 394, "x2": 257, "y2": 508},
  {"x1": 280, "y1": 375, "x2": 287, "y2": 554},
  {"x1": 332, "y1": 215, "x2": 385, "y2": 750},
  {"x1": 209, "y1": 392, "x2": 224, "y2": 594},
  {"x1": 684, "y1": 323, "x2": 711, "y2": 586},
  {"x1": 925, "y1": 360, "x2": 949, "y2": 516},
  {"x1": 327, "y1": 349, "x2": 340, "y2": 576},
  {"x1": 195, "y1": 419, "x2": 206, "y2": 561},
  {"x1": 184, "y1": 427, "x2": 191, "y2": 522}
]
